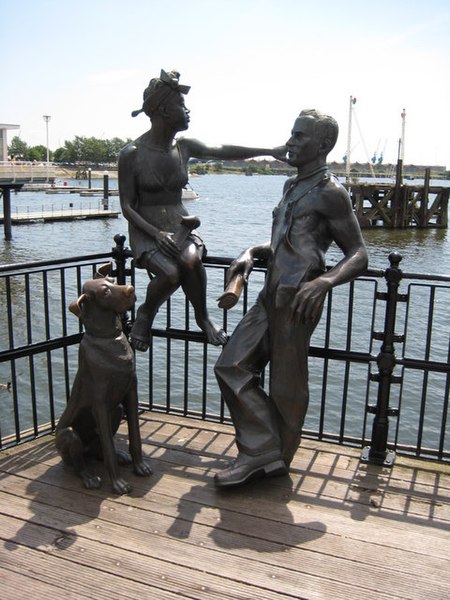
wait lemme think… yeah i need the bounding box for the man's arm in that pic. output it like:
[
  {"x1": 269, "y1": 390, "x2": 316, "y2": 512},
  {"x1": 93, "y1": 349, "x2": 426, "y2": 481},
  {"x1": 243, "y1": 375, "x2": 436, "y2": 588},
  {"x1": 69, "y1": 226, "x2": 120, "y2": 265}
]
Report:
[
  {"x1": 291, "y1": 184, "x2": 368, "y2": 323},
  {"x1": 226, "y1": 242, "x2": 271, "y2": 285}
]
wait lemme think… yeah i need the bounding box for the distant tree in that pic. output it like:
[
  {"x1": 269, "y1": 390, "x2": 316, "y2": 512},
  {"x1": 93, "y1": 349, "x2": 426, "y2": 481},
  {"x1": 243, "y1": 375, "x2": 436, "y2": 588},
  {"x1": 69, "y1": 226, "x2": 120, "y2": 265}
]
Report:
[
  {"x1": 9, "y1": 134, "x2": 131, "y2": 164},
  {"x1": 189, "y1": 163, "x2": 208, "y2": 175},
  {"x1": 53, "y1": 146, "x2": 66, "y2": 162},
  {"x1": 104, "y1": 137, "x2": 131, "y2": 162},
  {"x1": 52, "y1": 135, "x2": 131, "y2": 164},
  {"x1": 245, "y1": 163, "x2": 258, "y2": 176},
  {"x1": 60, "y1": 136, "x2": 86, "y2": 162},
  {"x1": 8, "y1": 136, "x2": 28, "y2": 159},
  {"x1": 28, "y1": 145, "x2": 49, "y2": 162}
]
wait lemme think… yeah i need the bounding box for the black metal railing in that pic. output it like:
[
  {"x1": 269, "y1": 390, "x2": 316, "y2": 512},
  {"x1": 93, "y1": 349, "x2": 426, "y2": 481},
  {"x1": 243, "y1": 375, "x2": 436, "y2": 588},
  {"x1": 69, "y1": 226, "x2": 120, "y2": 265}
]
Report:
[{"x1": 1, "y1": 235, "x2": 449, "y2": 464}]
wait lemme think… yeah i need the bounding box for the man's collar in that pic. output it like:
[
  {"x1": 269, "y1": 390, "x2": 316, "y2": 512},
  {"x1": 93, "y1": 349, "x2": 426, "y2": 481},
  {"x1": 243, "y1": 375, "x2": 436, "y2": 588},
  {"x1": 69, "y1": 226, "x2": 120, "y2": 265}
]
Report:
[{"x1": 295, "y1": 165, "x2": 328, "y2": 181}]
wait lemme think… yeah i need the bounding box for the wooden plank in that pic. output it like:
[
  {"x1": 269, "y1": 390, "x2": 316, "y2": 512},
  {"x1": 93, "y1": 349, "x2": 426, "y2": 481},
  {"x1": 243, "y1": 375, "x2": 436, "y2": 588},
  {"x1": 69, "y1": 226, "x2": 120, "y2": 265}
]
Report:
[
  {"x1": 0, "y1": 565, "x2": 90, "y2": 600},
  {"x1": 1, "y1": 414, "x2": 450, "y2": 599},
  {"x1": 0, "y1": 537, "x2": 173, "y2": 600},
  {"x1": 0, "y1": 514, "x2": 285, "y2": 600},
  {"x1": 2, "y1": 444, "x2": 450, "y2": 597},
  {"x1": 3, "y1": 455, "x2": 450, "y2": 561},
  {"x1": 2, "y1": 467, "x2": 449, "y2": 583},
  {"x1": 1, "y1": 488, "x2": 408, "y2": 600}
]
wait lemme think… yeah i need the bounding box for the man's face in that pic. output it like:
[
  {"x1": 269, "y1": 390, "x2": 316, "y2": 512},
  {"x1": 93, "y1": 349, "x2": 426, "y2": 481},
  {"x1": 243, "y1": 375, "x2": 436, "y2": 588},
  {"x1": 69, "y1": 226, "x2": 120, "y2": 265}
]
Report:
[{"x1": 286, "y1": 116, "x2": 322, "y2": 167}]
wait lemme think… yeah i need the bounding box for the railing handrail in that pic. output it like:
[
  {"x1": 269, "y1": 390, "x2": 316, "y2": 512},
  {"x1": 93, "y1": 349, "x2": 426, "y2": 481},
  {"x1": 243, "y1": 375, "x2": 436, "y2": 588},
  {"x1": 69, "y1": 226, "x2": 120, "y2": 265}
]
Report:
[
  {"x1": 0, "y1": 252, "x2": 113, "y2": 274},
  {"x1": 3, "y1": 253, "x2": 450, "y2": 283}
]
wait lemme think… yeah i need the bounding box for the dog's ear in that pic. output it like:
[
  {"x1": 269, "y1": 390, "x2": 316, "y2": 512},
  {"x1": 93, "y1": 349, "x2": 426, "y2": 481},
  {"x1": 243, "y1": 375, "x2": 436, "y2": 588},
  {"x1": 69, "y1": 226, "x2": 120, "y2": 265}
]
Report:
[
  {"x1": 69, "y1": 293, "x2": 89, "y2": 317},
  {"x1": 95, "y1": 262, "x2": 113, "y2": 279}
]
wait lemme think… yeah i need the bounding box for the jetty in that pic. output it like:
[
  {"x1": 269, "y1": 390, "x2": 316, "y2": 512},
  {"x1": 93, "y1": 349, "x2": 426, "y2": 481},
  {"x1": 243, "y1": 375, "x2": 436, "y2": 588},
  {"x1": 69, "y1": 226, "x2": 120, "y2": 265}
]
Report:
[
  {"x1": 346, "y1": 165, "x2": 449, "y2": 229},
  {"x1": 0, "y1": 207, "x2": 119, "y2": 225},
  {"x1": 0, "y1": 163, "x2": 119, "y2": 239}
]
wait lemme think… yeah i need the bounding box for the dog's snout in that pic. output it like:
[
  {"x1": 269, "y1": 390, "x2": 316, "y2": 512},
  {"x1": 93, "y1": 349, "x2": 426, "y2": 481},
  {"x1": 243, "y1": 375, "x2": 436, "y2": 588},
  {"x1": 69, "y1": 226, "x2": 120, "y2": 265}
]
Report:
[{"x1": 125, "y1": 285, "x2": 135, "y2": 296}]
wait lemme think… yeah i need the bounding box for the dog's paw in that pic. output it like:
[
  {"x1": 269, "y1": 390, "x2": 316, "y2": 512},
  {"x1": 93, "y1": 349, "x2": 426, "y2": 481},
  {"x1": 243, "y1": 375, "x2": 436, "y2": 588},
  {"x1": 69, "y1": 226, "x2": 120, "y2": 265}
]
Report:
[
  {"x1": 116, "y1": 449, "x2": 132, "y2": 465},
  {"x1": 82, "y1": 473, "x2": 102, "y2": 489},
  {"x1": 134, "y1": 460, "x2": 152, "y2": 477},
  {"x1": 112, "y1": 477, "x2": 132, "y2": 495}
]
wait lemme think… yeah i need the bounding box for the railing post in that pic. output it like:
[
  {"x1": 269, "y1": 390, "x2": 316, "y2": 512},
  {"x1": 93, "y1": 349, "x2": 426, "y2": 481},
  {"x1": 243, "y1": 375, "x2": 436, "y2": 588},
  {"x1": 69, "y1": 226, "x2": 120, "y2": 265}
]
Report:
[
  {"x1": 111, "y1": 234, "x2": 134, "y2": 335},
  {"x1": 2, "y1": 187, "x2": 12, "y2": 241},
  {"x1": 362, "y1": 251, "x2": 403, "y2": 466},
  {"x1": 111, "y1": 233, "x2": 132, "y2": 285},
  {"x1": 103, "y1": 171, "x2": 109, "y2": 210}
]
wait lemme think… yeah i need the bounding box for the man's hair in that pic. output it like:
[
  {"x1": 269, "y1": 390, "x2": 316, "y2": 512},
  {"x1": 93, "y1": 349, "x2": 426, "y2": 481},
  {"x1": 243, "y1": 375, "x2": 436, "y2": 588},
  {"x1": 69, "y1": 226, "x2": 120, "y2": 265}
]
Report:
[{"x1": 299, "y1": 109, "x2": 339, "y2": 152}]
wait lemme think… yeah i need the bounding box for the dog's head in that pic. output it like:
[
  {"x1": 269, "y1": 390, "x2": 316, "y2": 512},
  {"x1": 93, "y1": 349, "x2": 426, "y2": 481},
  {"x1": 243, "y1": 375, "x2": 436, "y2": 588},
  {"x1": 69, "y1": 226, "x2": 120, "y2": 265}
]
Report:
[{"x1": 69, "y1": 263, "x2": 135, "y2": 319}]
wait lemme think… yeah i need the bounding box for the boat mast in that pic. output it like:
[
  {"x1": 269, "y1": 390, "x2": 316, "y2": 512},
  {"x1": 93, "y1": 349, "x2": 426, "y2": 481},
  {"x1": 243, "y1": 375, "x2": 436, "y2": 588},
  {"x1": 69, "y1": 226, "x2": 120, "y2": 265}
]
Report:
[
  {"x1": 400, "y1": 108, "x2": 406, "y2": 161},
  {"x1": 345, "y1": 95, "x2": 355, "y2": 182}
]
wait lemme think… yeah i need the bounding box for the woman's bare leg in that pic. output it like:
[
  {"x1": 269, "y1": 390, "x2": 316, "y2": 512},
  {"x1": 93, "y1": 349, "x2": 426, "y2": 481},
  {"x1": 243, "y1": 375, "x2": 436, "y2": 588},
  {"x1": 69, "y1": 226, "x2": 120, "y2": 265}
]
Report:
[
  {"x1": 179, "y1": 243, "x2": 228, "y2": 346},
  {"x1": 130, "y1": 253, "x2": 181, "y2": 352}
]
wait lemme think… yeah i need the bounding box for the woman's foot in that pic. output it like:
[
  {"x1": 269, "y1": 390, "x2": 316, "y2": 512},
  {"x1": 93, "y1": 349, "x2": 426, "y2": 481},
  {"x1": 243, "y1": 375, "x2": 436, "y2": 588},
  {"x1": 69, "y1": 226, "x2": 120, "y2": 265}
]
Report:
[
  {"x1": 130, "y1": 318, "x2": 152, "y2": 352},
  {"x1": 200, "y1": 318, "x2": 228, "y2": 346}
]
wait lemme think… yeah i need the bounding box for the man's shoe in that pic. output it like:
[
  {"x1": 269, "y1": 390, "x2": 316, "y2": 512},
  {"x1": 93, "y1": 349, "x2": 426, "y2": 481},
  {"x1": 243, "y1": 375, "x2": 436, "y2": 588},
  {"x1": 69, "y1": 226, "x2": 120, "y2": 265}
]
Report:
[{"x1": 214, "y1": 452, "x2": 288, "y2": 488}]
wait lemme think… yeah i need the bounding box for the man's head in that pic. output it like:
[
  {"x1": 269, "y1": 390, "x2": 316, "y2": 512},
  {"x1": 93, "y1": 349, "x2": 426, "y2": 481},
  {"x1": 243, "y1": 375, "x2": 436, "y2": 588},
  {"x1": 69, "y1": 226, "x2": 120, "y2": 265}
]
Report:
[{"x1": 286, "y1": 109, "x2": 339, "y2": 169}]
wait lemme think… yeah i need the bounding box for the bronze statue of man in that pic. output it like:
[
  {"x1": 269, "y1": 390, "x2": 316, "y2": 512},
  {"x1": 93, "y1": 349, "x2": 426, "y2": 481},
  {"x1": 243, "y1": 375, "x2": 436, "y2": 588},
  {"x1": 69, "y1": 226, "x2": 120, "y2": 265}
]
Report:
[
  {"x1": 214, "y1": 109, "x2": 368, "y2": 487},
  {"x1": 119, "y1": 69, "x2": 285, "y2": 351}
]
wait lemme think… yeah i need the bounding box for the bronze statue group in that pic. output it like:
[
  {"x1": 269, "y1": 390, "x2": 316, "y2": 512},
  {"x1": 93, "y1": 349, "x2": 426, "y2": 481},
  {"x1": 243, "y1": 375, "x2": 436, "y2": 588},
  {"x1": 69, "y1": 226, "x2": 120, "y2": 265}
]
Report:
[{"x1": 59, "y1": 69, "x2": 368, "y2": 493}]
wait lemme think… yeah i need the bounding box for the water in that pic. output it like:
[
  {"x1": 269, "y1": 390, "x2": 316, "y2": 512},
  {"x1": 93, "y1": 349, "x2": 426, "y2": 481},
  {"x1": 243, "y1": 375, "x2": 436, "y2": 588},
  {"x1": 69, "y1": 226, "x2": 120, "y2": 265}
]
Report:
[
  {"x1": 1, "y1": 174, "x2": 449, "y2": 450},
  {"x1": 2, "y1": 174, "x2": 449, "y2": 274}
]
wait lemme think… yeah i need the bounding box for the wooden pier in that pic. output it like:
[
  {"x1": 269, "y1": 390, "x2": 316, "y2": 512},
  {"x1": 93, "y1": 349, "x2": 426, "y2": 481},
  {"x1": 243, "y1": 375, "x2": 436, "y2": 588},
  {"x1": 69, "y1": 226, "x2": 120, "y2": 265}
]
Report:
[
  {"x1": 1, "y1": 167, "x2": 118, "y2": 238},
  {"x1": 346, "y1": 167, "x2": 449, "y2": 229},
  {"x1": 1, "y1": 412, "x2": 450, "y2": 599},
  {"x1": 0, "y1": 207, "x2": 119, "y2": 225}
]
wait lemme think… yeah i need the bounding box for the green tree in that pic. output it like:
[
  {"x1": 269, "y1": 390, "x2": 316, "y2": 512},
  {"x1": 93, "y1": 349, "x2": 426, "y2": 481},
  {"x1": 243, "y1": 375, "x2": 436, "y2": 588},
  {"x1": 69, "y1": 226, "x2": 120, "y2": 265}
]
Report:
[
  {"x1": 105, "y1": 137, "x2": 130, "y2": 162},
  {"x1": 53, "y1": 135, "x2": 131, "y2": 164},
  {"x1": 53, "y1": 146, "x2": 66, "y2": 162},
  {"x1": 8, "y1": 136, "x2": 28, "y2": 159},
  {"x1": 28, "y1": 145, "x2": 49, "y2": 161}
]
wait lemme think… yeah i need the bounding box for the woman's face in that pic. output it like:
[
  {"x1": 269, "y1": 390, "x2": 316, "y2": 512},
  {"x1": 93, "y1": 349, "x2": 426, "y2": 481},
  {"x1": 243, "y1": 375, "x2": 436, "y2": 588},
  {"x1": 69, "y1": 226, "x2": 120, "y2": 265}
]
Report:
[{"x1": 162, "y1": 93, "x2": 190, "y2": 132}]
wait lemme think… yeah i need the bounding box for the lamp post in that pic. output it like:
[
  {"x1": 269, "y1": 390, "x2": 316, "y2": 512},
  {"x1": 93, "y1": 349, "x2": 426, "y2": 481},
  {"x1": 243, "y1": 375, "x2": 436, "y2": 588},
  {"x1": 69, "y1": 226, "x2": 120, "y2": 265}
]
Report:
[
  {"x1": 43, "y1": 115, "x2": 51, "y2": 163},
  {"x1": 43, "y1": 115, "x2": 51, "y2": 182},
  {"x1": 345, "y1": 96, "x2": 356, "y2": 183}
]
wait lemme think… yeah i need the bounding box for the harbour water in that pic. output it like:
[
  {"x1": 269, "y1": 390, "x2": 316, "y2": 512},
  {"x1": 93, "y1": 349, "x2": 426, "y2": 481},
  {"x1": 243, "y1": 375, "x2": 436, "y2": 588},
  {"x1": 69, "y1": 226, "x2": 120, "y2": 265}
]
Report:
[
  {"x1": 1, "y1": 174, "x2": 449, "y2": 450},
  {"x1": 2, "y1": 173, "x2": 450, "y2": 274}
]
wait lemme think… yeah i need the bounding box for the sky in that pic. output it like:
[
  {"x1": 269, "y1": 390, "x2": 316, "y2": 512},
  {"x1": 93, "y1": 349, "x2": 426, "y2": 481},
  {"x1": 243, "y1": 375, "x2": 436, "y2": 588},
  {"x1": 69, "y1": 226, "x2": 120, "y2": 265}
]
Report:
[{"x1": 2, "y1": 0, "x2": 450, "y2": 167}]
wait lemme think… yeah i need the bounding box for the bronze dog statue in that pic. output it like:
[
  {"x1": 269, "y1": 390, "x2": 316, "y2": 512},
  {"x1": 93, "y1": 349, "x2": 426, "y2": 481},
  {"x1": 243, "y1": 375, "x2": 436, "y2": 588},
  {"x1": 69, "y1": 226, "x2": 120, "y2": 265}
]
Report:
[{"x1": 56, "y1": 264, "x2": 152, "y2": 494}]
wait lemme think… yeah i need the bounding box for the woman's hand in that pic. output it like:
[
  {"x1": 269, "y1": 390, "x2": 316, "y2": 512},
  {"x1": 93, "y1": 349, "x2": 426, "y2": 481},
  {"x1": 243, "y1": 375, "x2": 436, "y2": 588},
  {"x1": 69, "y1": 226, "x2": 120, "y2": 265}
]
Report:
[
  {"x1": 272, "y1": 145, "x2": 288, "y2": 162},
  {"x1": 156, "y1": 231, "x2": 180, "y2": 258}
]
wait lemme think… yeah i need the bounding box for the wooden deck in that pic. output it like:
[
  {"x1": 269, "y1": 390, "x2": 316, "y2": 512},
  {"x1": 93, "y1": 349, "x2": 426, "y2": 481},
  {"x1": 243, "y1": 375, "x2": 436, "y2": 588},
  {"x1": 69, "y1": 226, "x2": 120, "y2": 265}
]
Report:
[{"x1": 1, "y1": 412, "x2": 449, "y2": 599}]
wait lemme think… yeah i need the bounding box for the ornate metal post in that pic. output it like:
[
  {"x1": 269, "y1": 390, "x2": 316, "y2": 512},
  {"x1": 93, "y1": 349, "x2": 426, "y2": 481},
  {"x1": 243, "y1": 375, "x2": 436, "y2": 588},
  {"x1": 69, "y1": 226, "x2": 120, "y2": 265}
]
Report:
[
  {"x1": 362, "y1": 252, "x2": 403, "y2": 466},
  {"x1": 111, "y1": 234, "x2": 134, "y2": 334},
  {"x1": 111, "y1": 233, "x2": 132, "y2": 284}
]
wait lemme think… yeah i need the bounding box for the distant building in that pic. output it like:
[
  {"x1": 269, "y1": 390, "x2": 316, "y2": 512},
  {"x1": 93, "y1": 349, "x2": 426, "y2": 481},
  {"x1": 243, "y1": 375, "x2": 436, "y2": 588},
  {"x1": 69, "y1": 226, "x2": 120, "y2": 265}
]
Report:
[{"x1": 0, "y1": 124, "x2": 20, "y2": 161}]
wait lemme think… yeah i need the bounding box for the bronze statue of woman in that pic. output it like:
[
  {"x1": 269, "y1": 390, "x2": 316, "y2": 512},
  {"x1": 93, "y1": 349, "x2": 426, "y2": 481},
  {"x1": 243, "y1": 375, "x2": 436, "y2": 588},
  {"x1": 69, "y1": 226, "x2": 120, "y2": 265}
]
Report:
[{"x1": 119, "y1": 69, "x2": 284, "y2": 351}]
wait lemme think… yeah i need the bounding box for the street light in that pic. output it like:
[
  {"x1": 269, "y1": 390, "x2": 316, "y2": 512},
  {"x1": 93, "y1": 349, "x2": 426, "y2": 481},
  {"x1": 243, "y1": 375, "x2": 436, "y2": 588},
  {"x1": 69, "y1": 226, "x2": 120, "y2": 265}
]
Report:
[{"x1": 43, "y1": 115, "x2": 51, "y2": 164}]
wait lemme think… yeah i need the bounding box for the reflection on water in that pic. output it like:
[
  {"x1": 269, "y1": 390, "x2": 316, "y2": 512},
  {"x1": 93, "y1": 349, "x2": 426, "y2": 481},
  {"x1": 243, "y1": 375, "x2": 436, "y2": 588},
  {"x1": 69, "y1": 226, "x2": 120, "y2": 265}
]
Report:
[{"x1": 362, "y1": 227, "x2": 450, "y2": 274}]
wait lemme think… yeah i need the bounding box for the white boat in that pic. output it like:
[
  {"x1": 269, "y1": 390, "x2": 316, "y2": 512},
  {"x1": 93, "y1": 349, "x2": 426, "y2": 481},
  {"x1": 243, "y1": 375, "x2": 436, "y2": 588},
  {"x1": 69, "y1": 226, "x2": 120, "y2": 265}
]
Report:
[{"x1": 182, "y1": 185, "x2": 199, "y2": 201}]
